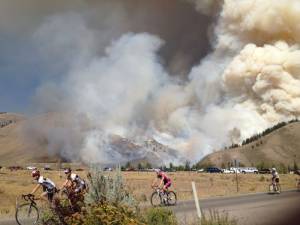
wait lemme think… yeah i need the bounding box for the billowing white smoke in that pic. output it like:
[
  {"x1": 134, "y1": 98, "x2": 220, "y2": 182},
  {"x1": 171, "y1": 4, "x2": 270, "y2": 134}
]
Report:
[
  {"x1": 32, "y1": 0, "x2": 300, "y2": 164},
  {"x1": 224, "y1": 41, "x2": 300, "y2": 122}
]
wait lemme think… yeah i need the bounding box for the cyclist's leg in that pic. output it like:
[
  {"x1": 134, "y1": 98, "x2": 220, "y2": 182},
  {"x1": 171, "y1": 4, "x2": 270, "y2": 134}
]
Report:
[
  {"x1": 40, "y1": 191, "x2": 49, "y2": 201},
  {"x1": 275, "y1": 178, "x2": 280, "y2": 192},
  {"x1": 163, "y1": 181, "x2": 171, "y2": 193}
]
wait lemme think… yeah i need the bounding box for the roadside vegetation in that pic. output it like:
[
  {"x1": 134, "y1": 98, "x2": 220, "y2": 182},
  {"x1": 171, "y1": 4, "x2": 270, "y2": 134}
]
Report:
[
  {"x1": 39, "y1": 168, "x2": 237, "y2": 225},
  {"x1": 0, "y1": 167, "x2": 298, "y2": 219}
]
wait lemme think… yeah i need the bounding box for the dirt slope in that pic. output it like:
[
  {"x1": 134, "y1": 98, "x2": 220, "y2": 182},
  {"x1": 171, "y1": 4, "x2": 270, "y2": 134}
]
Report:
[
  {"x1": 0, "y1": 113, "x2": 60, "y2": 166},
  {"x1": 199, "y1": 122, "x2": 300, "y2": 167}
]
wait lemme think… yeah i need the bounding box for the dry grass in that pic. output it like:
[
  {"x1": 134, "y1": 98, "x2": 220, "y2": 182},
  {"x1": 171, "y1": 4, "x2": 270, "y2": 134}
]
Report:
[{"x1": 0, "y1": 169, "x2": 298, "y2": 217}]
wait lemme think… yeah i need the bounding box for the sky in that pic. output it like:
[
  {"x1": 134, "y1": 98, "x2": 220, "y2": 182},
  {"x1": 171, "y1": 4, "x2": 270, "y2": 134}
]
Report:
[{"x1": 0, "y1": 0, "x2": 211, "y2": 113}]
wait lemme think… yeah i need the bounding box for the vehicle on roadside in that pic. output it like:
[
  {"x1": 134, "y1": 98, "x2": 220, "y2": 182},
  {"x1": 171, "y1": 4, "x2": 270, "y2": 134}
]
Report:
[
  {"x1": 205, "y1": 167, "x2": 223, "y2": 173},
  {"x1": 258, "y1": 168, "x2": 271, "y2": 174},
  {"x1": 237, "y1": 167, "x2": 258, "y2": 174},
  {"x1": 222, "y1": 168, "x2": 235, "y2": 174},
  {"x1": 43, "y1": 165, "x2": 51, "y2": 170},
  {"x1": 197, "y1": 168, "x2": 205, "y2": 173},
  {"x1": 229, "y1": 167, "x2": 241, "y2": 173},
  {"x1": 26, "y1": 166, "x2": 37, "y2": 170}
]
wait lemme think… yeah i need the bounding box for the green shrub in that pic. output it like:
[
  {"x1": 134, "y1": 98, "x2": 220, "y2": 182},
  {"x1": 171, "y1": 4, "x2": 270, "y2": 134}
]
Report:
[
  {"x1": 65, "y1": 202, "x2": 145, "y2": 225},
  {"x1": 86, "y1": 166, "x2": 137, "y2": 208},
  {"x1": 145, "y1": 207, "x2": 178, "y2": 225}
]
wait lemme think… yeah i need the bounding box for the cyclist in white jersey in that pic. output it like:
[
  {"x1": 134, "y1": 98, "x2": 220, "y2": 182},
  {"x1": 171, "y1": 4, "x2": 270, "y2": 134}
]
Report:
[
  {"x1": 61, "y1": 168, "x2": 86, "y2": 193},
  {"x1": 30, "y1": 170, "x2": 56, "y2": 202}
]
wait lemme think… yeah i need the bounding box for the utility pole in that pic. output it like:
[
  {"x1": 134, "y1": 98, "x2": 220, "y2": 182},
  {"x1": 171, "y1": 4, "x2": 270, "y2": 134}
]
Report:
[{"x1": 234, "y1": 159, "x2": 239, "y2": 192}]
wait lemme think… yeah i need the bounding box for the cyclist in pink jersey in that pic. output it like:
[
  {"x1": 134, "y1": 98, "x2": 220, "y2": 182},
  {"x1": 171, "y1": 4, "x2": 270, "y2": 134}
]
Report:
[{"x1": 152, "y1": 169, "x2": 172, "y2": 192}]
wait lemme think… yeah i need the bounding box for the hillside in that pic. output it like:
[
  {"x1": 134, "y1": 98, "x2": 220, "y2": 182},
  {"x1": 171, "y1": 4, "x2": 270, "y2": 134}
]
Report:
[
  {"x1": 0, "y1": 113, "x2": 61, "y2": 166},
  {"x1": 199, "y1": 121, "x2": 300, "y2": 168},
  {"x1": 0, "y1": 113, "x2": 183, "y2": 166}
]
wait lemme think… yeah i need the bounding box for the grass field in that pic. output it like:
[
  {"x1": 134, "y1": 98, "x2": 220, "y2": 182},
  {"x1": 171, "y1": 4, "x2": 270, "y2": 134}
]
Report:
[{"x1": 0, "y1": 169, "x2": 298, "y2": 217}]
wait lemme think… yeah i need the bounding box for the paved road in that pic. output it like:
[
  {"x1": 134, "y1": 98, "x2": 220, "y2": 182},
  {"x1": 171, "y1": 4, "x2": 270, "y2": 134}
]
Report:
[
  {"x1": 1, "y1": 191, "x2": 299, "y2": 225},
  {"x1": 173, "y1": 190, "x2": 300, "y2": 225}
]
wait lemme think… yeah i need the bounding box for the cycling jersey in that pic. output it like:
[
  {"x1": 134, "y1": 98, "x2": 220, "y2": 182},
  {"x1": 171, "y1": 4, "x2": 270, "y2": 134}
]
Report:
[
  {"x1": 272, "y1": 171, "x2": 279, "y2": 179},
  {"x1": 158, "y1": 172, "x2": 171, "y2": 185},
  {"x1": 69, "y1": 173, "x2": 86, "y2": 192},
  {"x1": 38, "y1": 176, "x2": 56, "y2": 192}
]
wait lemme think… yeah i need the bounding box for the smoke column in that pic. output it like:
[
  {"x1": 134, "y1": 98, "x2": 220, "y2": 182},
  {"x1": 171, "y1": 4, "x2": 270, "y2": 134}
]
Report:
[{"x1": 24, "y1": 0, "x2": 300, "y2": 164}]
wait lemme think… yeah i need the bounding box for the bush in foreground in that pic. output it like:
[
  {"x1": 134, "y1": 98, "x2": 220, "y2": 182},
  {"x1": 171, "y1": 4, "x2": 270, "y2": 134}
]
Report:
[
  {"x1": 65, "y1": 202, "x2": 144, "y2": 225},
  {"x1": 197, "y1": 210, "x2": 237, "y2": 225},
  {"x1": 145, "y1": 207, "x2": 178, "y2": 225}
]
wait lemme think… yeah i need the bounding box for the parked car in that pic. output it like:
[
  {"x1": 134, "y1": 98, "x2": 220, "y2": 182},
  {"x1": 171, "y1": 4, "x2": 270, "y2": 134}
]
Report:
[
  {"x1": 239, "y1": 167, "x2": 258, "y2": 174},
  {"x1": 258, "y1": 168, "x2": 271, "y2": 174},
  {"x1": 26, "y1": 166, "x2": 37, "y2": 170},
  {"x1": 230, "y1": 167, "x2": 241, "y2": 173},
  {"x1": 222, "y1": 168, "x2": 235, "y2": 174},
  {"x1": 44, "y1": 165, "x2": 51, "y2": 170},
  {"x1": 197, "y1": 168, "x2": 205, "y2": 173},
  {"x1": 206, "y1": 167, "x2": 223, "y2": 173}
]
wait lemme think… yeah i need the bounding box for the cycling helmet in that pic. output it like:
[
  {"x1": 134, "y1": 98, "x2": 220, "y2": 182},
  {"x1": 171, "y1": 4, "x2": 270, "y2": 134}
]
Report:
[
  {"x1": 32, "y1": 170, "x2": 40, "y2": 178},
  {"x1": 64, "y1": 168, "x2": 72, "y2": 174},
  {"x1": 154, "y1": 168, "x2": 161, "y2": 174},
  {"x1": 272, "y1": 168, "x2": 276, "y2": 172}
]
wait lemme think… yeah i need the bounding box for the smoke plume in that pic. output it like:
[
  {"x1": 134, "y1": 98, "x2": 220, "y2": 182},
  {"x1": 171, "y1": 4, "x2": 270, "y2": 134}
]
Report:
[{"x1": 23, "y1": 0, "x2": 300, "y2": 164}]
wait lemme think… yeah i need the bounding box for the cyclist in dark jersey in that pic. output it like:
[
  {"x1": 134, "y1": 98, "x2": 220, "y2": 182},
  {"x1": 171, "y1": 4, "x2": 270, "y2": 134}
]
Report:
[
  {"x1": 30, "y1": 170, "x2": 56, "y2": 202},
  {"x1": 152, "y1": 169, "x2": 172, "y2": 192}
]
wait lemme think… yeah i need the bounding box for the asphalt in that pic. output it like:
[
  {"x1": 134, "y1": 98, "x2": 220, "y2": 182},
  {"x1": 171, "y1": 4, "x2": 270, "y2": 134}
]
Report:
[
  {"x1": 173, "y1": 190, "x2": 300, "y2": 225},
  {"x1": 1, "y1": 190, "x2": 300, "y2": 225}
]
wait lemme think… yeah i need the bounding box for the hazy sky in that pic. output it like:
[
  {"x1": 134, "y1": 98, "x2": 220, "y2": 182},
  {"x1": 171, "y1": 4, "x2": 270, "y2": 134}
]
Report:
[{"x1": 0, "y1": 0, "x2": 211, "y2": 113}]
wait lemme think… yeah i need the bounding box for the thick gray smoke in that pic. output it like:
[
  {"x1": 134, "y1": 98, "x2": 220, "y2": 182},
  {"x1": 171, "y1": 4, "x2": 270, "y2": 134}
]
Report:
[{"x1": 22, "y1": 0, "x2": 300, "y2": 164}]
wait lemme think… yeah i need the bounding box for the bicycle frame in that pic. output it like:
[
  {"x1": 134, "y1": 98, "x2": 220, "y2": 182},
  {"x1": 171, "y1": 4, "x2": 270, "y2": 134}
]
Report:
[{"x1": 16, "y1": 194, "x2": 37, "y2": 208}]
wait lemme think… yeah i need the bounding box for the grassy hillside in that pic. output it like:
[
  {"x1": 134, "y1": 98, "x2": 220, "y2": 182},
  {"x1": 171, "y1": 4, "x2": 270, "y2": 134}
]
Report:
[
  {"x1": 199, "y1": 122, "x2": 300, "y2": 168},
  {"x1": 0, "y1": 113, "x2": 60, "y2": 166}
]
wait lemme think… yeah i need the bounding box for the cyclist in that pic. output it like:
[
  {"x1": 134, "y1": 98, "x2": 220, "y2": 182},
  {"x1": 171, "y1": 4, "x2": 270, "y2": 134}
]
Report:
[
  {"x1": 61, "y1": 168, "x2": 86, "y2": 194},
  {"x1": 30, "y1": 170, "x2": 56, "y2": 202},
  {"x1": 271, "y1": 168, "x2": 280, "y2": 192},
  {"x1": 151, "y1": 169, "x2": 172, "y2": 193}
]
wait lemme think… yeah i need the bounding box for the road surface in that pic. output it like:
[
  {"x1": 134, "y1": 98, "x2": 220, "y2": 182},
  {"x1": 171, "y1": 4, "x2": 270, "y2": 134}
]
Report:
[
  {"x1": 173, "y1": 190, "x2": 300, "y2": 225},
  {"x1": 1, "y1": 190, "x2": 299, "y2": 225}
]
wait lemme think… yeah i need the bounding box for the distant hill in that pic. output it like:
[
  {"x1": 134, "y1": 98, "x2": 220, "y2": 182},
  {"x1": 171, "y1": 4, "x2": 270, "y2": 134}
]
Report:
[
  {"x1": 0, "y1": 113, "x2": 61, "y2": 166},
  {"x1": 0, "y1": 112, "x2": 184, "y2": 166},
  {"x1": 198, "y1": 121, "x2": 300, "y2": 168}
]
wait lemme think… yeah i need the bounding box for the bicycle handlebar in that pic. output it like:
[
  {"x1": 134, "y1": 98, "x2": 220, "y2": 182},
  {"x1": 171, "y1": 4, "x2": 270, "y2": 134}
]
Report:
[{"x1": 22, "y1": 194, "x2": 35, "y2": 202}]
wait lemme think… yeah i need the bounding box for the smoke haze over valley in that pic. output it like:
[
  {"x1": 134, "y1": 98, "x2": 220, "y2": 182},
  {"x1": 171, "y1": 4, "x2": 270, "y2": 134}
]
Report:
[{"x1": 1, "y1": 0, "x2": 300, "y2": 165}]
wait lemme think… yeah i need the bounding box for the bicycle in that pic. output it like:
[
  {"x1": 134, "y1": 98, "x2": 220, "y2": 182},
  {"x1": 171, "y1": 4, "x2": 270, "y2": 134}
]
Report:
[
  {"x1": 150, "y1": 187, "x2": 177, "y2": 207},
  {"x1": 60, "y1": 186, "x2": 85, "y2": 212},
  {"x1": 269, "y1": 182, "x2": 281, "y2": 194},
  {"x1": 16, "y1": 192, "x2": 68, "y2": 225},
  {"x1": 15, "y1": 194, "x2": 39, "y2": 225}
]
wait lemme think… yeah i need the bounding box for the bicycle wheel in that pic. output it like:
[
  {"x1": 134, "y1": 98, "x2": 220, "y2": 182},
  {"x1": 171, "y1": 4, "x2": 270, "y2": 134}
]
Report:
[
  {"x1": 268, "y1": 184, "x2": 274, "y2": 193},
  {"x1": 16, "y1": 203, "x2": 39, "y2": 225},
  {"x1": 275, "y1": 184, "x2": 281, "y2": 193},
  {"x1": 166, "y1": 191, "x2": 177, "y2": 206},
  {"x1": 150, "y1": 192, "x2": 162, "y2": 207}
]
